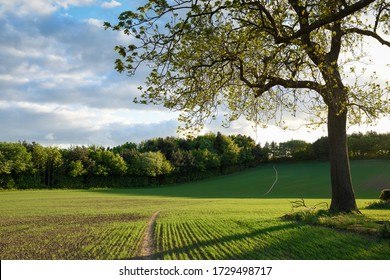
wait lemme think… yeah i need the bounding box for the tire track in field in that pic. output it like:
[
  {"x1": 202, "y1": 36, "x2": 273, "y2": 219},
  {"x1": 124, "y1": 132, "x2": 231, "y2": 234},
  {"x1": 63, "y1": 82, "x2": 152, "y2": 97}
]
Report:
[{"x1": 137, "y1": 211, "x2": 160, "y2": 259}]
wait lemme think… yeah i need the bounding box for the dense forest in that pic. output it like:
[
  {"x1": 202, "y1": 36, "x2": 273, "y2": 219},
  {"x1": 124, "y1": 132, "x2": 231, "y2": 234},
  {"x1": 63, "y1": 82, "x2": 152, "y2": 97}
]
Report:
[{"x1": 1, "y1": 131, "x2": 389, "y2": 189}]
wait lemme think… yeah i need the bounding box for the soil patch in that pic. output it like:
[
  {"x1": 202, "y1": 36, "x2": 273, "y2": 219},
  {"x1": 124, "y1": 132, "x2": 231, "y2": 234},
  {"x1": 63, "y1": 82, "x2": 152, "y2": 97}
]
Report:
[{"x1": 137, "y1": 211, "x2": 160, "y2": 260}]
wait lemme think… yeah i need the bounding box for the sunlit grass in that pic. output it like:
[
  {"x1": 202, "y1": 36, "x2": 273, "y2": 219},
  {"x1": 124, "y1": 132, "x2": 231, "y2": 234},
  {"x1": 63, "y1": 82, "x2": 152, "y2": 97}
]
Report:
[{"x1": 1, "y1": 159, "x2": 389, "y2": 259}]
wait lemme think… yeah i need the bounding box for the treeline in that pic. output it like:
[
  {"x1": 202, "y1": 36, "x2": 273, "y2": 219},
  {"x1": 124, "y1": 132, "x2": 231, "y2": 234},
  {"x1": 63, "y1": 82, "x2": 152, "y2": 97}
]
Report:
[
  {"x1": 266, "y1": 131, "x2": 390, "y2": 161},
  {"x1": 1, "y1": 131, "x2": 389, "y2": 189}
]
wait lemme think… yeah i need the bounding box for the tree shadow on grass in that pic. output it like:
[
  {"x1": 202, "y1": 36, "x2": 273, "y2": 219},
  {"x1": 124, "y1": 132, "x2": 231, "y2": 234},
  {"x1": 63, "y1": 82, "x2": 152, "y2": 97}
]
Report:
[
  {"x1": 152, "y1": 222, "x2": 390, "y2": 260},
  {"x1": 152, "y1": 223, "x2": 298, "y2": 260}
]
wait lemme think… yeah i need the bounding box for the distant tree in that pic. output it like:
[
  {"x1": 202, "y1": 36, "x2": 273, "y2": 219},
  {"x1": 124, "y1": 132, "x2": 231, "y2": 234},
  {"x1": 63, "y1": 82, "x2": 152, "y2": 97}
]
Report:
[
  {"x1": 263, "y1": 141, "x2": 280, "y2": 160},
  {"x1": 112, "y1": 142, "x2": 138, "y2": 155},
  {"x1": 0, "y1": 142, "x2": 32, "y2": 175},
  {"x1": 215, "y1": 132, "x2": 240, "y2": 171},
  {"x1": 279, "y1": 140, "x2": 313, "y2": 160},
  {"x1": 90, "y1": 148, "x2": 127, "y2": 176},
  {"x1": 379, "y1": 133, "x2": 390, "y2": 158},
  {"x1": 106, "y1": 0, "x2": 390, "y2": 212},
  {"x1": 230, "y1": 135, "x2": 257, "y2": 166},
  {"x1": 230, "y1": 134, "x2": 256, "y2": 148},
  {"x1": 191, "y1": 148, "x2": 221, "y2": 172},
  {"x1": 0, "y1": 151, "x2": 11, "y2": 175},
  {"x1": 171, "y1": 149, "x2": 195, "y2": 176},
  {"x1": 30, "y1": 143, "x2": 48, "y2": 184},
  {"x1": 160, "y1": 137, "x2": 180, "y2": 160},
  {"x1": 251, "y1": 144, "x2": 267, "y2": 164},
  {"x1": 63, "y1": 146, "x2": 95, "y2": 175},
  {"x1": 0, "y1": 142, "x2": 32, "y2": 188},
  {"x1": 120, "y1": 148, "x2": 143, "y2": 176},
  {"x1": 348, "y1": 131, "x2": 390, "y2": 158},
  {"x1": 45, "y1": 147, "x2": 63, "y2": 187},
  {"x1": 68, "y1": 160, "x2": 87, "y2": 177},
  {"x1": 312, "y1": 136, "x2": 329, "y2": 160},
  {"x1": 139, "y1": 151, "x2": 174, "y2": 177}
]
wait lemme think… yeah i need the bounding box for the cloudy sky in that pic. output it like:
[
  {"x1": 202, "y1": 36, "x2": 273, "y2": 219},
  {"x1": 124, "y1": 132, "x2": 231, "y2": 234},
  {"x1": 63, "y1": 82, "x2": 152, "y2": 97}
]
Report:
[{"x1": 1, "y1": 0, "x2": 389, "y2": 147}]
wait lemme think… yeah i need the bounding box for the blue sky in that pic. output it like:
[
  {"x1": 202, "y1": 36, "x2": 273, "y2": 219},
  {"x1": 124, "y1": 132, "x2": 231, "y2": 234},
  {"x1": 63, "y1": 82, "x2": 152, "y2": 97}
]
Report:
[{"x1": 0, "y1": 0, "x2": 389, "y2": 147}]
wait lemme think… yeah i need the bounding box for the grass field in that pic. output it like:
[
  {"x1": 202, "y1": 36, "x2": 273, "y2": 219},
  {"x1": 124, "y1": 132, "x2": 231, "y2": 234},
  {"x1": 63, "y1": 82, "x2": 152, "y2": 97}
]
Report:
[{"x1": 1, "y1": 159, "x2": 389, "y2": 260}]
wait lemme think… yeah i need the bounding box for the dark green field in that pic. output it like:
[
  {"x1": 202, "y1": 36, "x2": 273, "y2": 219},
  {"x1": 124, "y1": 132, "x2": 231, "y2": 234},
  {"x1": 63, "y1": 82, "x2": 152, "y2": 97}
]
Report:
[
  {"x1": 1, "y1": 159, "x2": 389, "y2": 260},
  {"x1": 97, "y1": 159, "x2": 390, "y2": 199}
]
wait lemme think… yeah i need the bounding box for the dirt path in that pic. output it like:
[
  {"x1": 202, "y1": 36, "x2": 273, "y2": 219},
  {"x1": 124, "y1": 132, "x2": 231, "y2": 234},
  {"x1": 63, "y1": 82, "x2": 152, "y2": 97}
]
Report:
[{"x1": 137, "y1": 211, "x2": 160, "y2": 259}]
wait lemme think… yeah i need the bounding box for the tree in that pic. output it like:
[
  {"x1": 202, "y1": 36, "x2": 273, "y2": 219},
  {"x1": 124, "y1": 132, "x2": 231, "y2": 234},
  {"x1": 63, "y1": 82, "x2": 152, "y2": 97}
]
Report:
[
  {"x1": 139, "y1": 151, "x2": 174, "y2": 177},
  {"x1": 191, "y1": 148, "x2": 221, "y2": 172},
  {"x1": 90, "y1": 148, "x2": 127, "y2": 176},
  {"x1": 171, "y1": 148, "x2": 196, "y2": 176},
  {"x1": 30, "y1": 143, "x2": 48, "y2": 185},
  {"x1": 230, "y1": 134, "x2": 258, "y2": 166},
  {"x1": 312, "y1": 136, "x2": 329, "y2": 160},
  {"x1": 105, "y1": 0, "x2": 390, "y2": 212},
  {"x1": 279, "y1": 140, "x2": 313, "y2": 160},
  {"x1": 0, "y1": 142, "x2": 33, "y2": 188},
  {"x1": 45, "y1": 147, "x2": 63, "y2": 187},
  {"x1": 68, "y1": 160, "x2": 87, "y2": 177},
  {"x1": 63, "y1": 146, "x2": 95, "y2": 175},
  {"x1": 215, "y1": 132, "x2": 241, "y2": 171},
  {"x1": 0, "y1": 142, "x2": 32, "y2": 175}
]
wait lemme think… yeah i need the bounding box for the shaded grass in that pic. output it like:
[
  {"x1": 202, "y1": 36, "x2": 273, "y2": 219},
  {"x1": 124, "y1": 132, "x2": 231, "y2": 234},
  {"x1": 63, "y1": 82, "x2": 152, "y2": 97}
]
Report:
[{"x1": 90, "y1": 159, "x2": 390, "y2": 199}]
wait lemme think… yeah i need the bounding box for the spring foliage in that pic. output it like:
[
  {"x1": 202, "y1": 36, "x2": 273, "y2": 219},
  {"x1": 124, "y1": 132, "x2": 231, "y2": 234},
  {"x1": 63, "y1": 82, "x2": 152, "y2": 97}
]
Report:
[
  {"x1": 0, "y1": 131, "x2": 389, "y2": 189},
  {"x1": 104, "y1": 0, "x2": 390, "y2": 134}
]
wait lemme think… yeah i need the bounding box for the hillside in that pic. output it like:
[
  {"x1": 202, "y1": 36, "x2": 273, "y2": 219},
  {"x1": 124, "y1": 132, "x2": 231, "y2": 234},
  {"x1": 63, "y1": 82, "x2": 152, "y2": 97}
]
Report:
[
  {"x1": 1, "y1": 159, "x2": 389, "y2": 260},
  {"x1": 96, "y1": 159, "x2": 390, "y2": 199}
]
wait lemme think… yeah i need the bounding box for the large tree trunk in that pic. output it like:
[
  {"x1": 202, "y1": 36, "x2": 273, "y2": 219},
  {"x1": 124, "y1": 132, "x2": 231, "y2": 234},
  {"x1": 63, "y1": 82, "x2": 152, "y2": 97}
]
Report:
[{"x1": 327, "y1": 107, "x2": 359, "y2": 212}]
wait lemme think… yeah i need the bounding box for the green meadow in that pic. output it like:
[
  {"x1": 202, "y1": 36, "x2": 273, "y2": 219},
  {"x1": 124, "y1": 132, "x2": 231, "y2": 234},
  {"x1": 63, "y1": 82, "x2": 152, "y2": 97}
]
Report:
[{"x1": 1, "y1": 159, "x2": 389, "y2": 259}]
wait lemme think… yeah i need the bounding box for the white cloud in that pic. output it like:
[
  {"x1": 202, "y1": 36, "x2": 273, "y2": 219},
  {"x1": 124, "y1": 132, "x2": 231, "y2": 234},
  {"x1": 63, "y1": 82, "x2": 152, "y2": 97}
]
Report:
[
  {"x1": 45, "y1": 133, "x2": 56, "y2": 140},
  {"x1": 0, "y1": 0, "x2": 57, "y2": 15},
  {"x1": 84, "y1": 18, "x2": 104, "y2": 28},
  {"x1": 101, "y1": 0, "x2": 121, "y2": 9},
  {"x1": 0, "y1": 100, "x2": 180, "y2": 146},
  {"x1": 0, "y1": 0, "x2": 389, "y2": 148},
  {"x1": 0, "y1": 0, "x2": 94, "y2": 16}
]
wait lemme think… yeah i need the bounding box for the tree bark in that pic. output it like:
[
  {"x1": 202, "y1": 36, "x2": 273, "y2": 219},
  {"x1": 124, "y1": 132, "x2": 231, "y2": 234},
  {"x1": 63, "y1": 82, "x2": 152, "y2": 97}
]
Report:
[{"x1": 327, "y1": 107, "x2": 359, "y2": 212}]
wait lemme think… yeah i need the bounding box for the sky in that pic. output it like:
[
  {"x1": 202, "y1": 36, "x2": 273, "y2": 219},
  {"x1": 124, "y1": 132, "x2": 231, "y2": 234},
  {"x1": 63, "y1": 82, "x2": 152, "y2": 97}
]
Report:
[{"x1": 0, "y1": 0, "x2": 389, "y2": 147}]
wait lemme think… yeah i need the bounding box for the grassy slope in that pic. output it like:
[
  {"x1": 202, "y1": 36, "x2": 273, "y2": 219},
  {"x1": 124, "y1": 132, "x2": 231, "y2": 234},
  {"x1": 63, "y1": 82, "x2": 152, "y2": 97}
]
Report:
[
  {"x1": 0, "y1": 159, "x2": 389, "y2": 260},
  {"x1": 95, "y1": 159, "x2": 390, "y2": 199}
]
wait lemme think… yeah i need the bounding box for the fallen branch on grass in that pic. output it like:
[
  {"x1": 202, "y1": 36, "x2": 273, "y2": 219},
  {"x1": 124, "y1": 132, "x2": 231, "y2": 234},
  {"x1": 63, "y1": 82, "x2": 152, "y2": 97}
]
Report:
[{"x1": 289, "y1": 198, "x2": 329, "y2": 211}]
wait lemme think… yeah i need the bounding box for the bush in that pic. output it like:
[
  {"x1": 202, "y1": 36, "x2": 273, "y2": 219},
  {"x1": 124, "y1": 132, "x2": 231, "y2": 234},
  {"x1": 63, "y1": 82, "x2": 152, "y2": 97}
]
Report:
[
  {"x1": 365, "y1": 201, "x2": 390, "y2": 209},
  {"x1": 380, "y1": 189, "x2": 390, "y2": 202},
  {"x1": 0, "y1": 177, "x2": 16, "y2": 189}
]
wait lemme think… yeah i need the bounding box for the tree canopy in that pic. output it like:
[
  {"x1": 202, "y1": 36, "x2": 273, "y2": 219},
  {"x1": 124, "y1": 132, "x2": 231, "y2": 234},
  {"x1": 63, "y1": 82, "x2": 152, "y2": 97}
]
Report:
[
  {"x1": 105, "y1": 0, "x2": 390, "y2": 212},
  {"x1": 105, "y1": 0, "x2": 389, "y2": 133}
]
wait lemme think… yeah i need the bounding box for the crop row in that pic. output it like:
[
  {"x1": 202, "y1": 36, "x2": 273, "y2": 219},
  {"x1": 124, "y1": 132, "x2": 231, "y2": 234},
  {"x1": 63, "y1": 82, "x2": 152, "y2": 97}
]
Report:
[
  {"x1": 154, "y1": 216, "x2": 287, "y2": 260},
  {"x1": 154, "y1": 214, "x2": 390, "y2": 260},
  {"x1": 1, "y1": 193, "x2": 390, "y2": 260},
  {"x1": 0, "y1": 215, "x2": 146, "y2": 260}
]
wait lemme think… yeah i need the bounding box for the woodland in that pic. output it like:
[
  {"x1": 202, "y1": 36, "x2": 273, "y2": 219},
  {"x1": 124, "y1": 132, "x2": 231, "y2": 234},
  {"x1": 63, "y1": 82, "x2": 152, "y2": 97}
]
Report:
[{"x1": 1, "y1": 131, "x2": 389, "y2": 189}]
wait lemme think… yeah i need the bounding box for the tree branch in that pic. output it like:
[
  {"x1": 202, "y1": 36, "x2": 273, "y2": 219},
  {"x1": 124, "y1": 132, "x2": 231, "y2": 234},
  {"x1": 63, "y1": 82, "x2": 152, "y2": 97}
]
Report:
[
  {"x1": 343, "y1": 28, "x2": 390, "y2": 47},
  {"x1": 277, "y1": 0, "x2": 376, "y2": 44},
  {"x1": 255, "y1": 77, "x2": 324, "y2": 98},
  {"x1": 326, "y1": 21, "x2": 343, "y2": 62}
]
